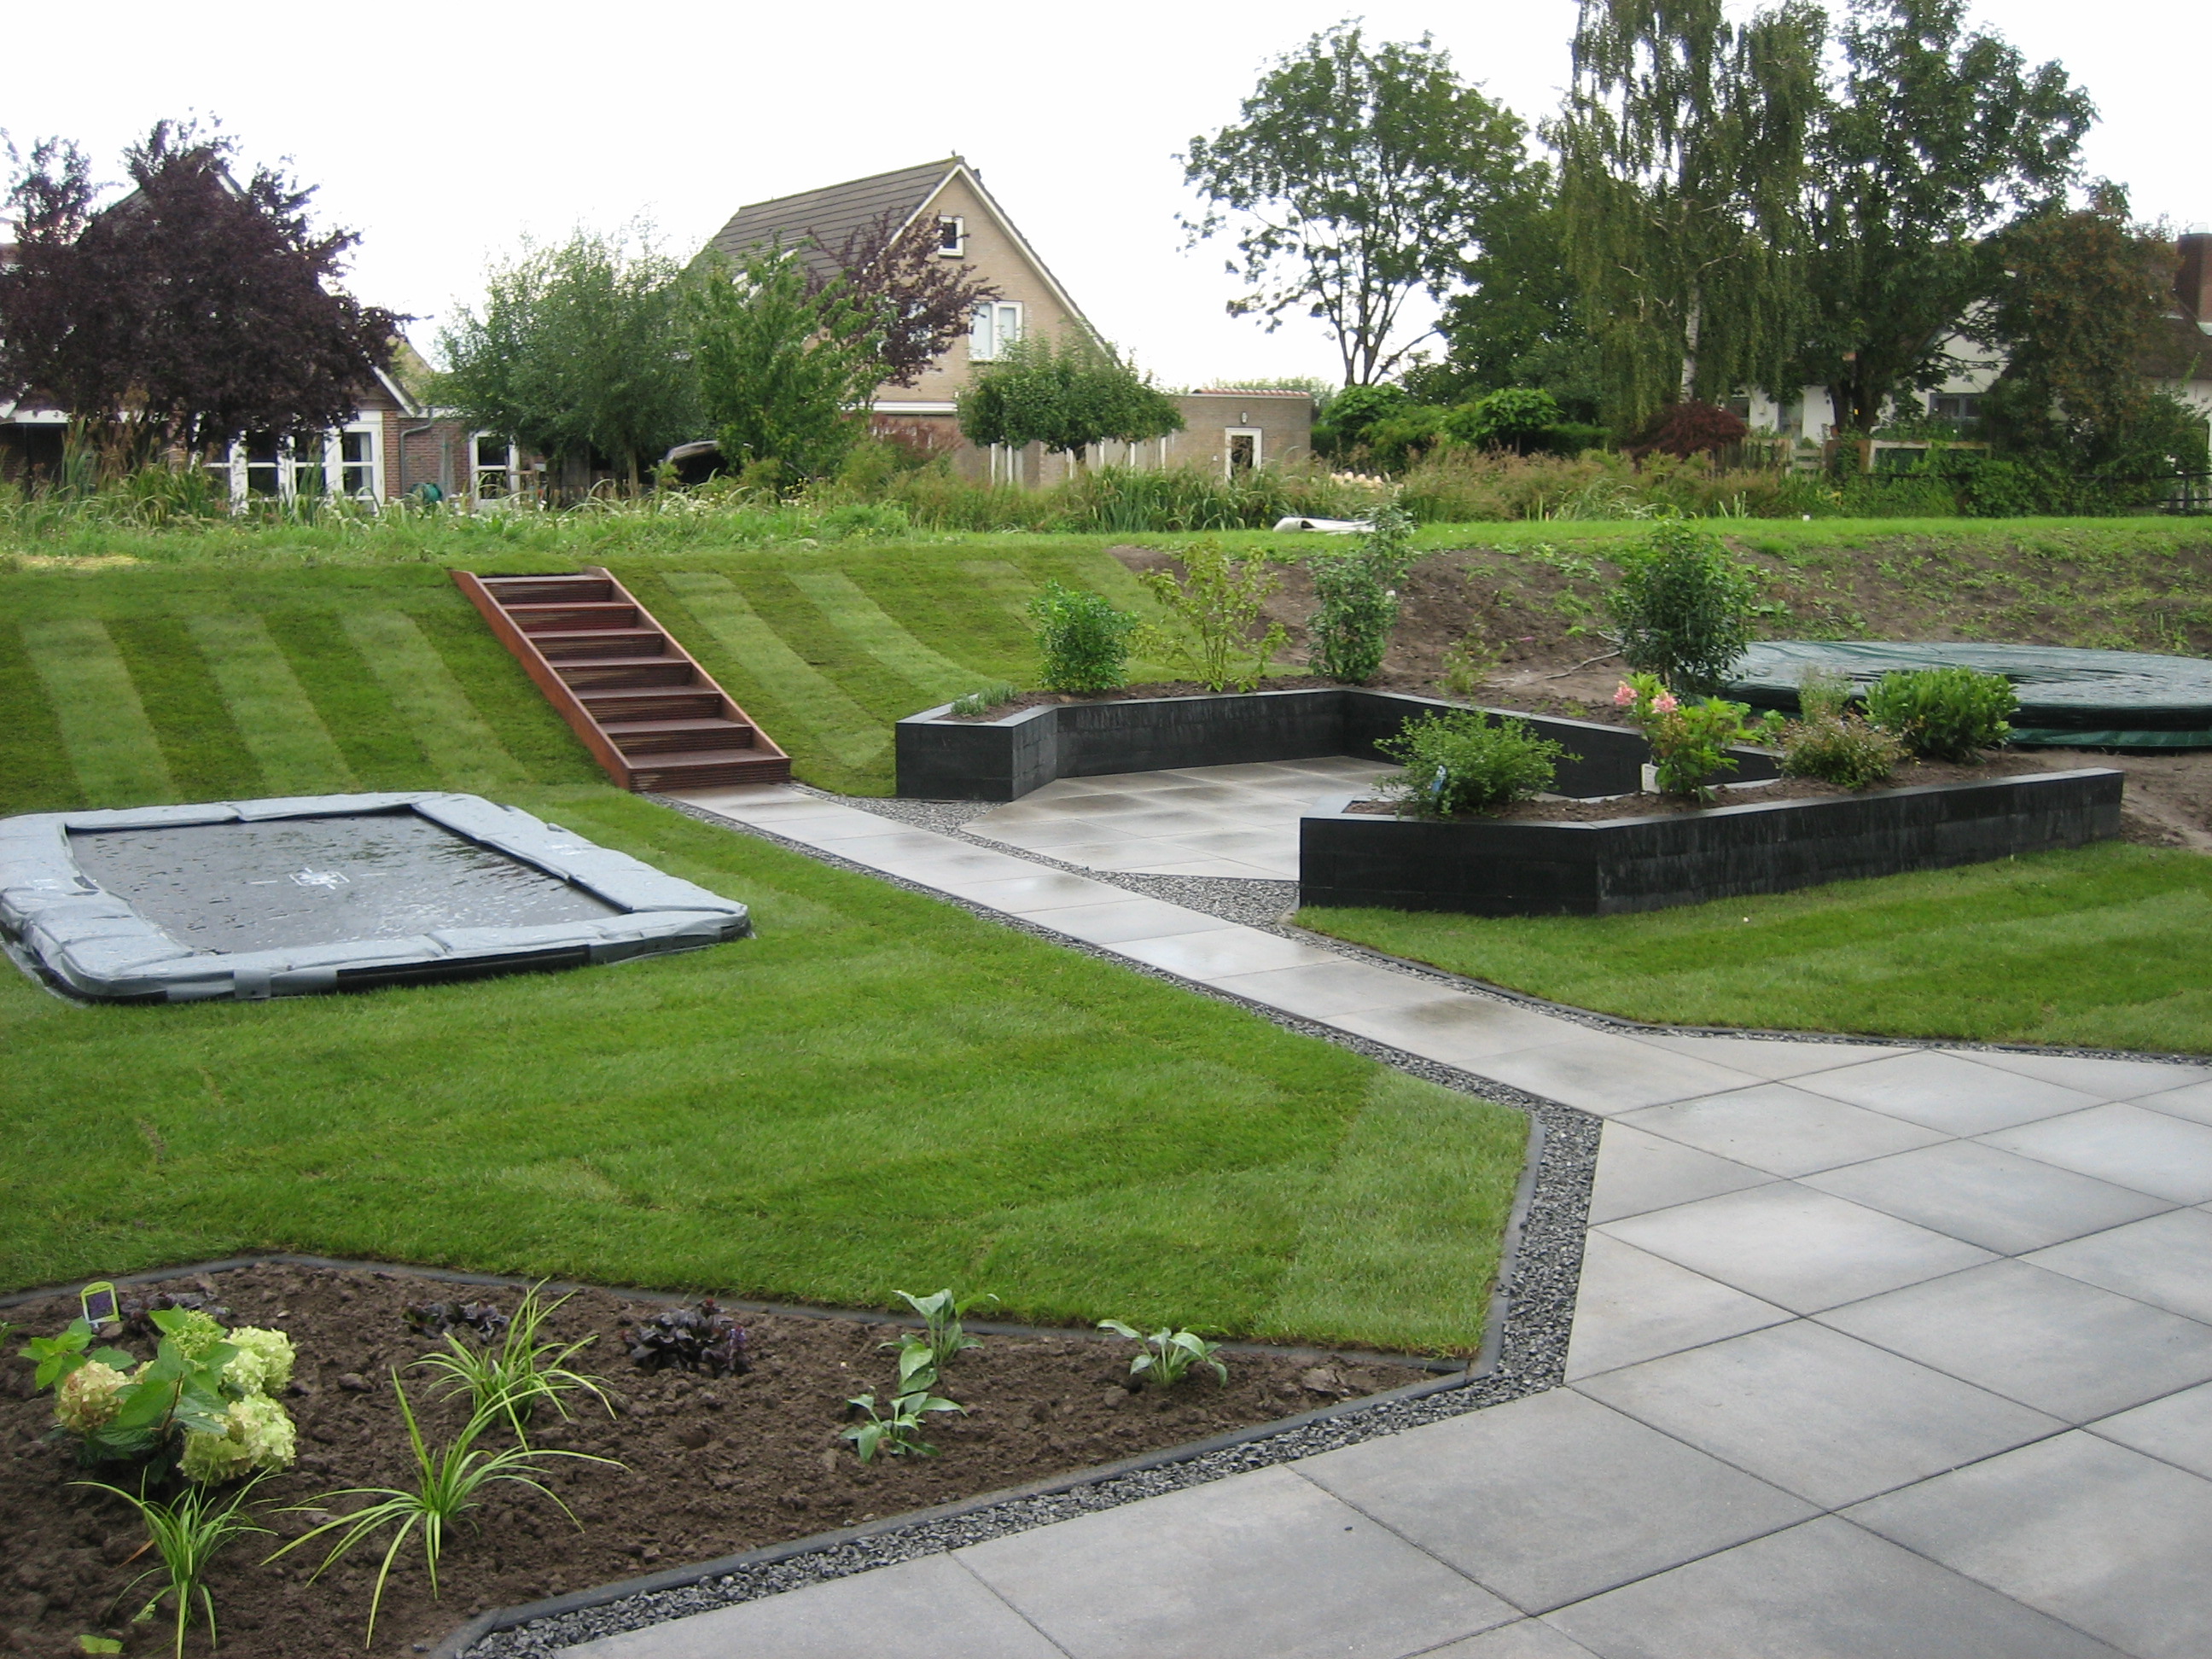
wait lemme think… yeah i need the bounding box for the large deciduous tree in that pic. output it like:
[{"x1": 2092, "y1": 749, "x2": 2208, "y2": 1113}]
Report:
[
  {"x1": 1796, "y1": 0, "x2": 2094, "y2": 434},
  {"x1": 439, "y1": 229, "x2": 698, "y2": 493},
  {"x1": 1182, "y1": 22, "x2": 1541, "y2": 386},
  {"x1": 687, "y1": 247, "x2": 885, "y2": 483},
  {"x1": 1429, "y1": 185, "x2": 1604, "y2": 423},
  {"x1": 0, "y1": 120, "x2": 398, "y2": 457},
  {"x1": 955, "y1": 335, "x2": 1184, "y2": 469},
  {"x1": 818, "y1": 208, "x2": 1001, "y2": 388},
  {"x1": 1556, "y1": 0, "x2": 1825, "y2": 435}
]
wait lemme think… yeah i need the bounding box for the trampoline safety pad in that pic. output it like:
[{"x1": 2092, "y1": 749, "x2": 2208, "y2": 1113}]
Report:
[
  {"x1": 0, "y1": 792, "x2": 751, "y2": 1003},
  {"x1": 1727, "y1": 641, "x2": 2212, "y2": 749}
]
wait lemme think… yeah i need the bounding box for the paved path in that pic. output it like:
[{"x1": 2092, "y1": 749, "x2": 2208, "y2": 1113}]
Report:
[{"x1": 573, "y1": 784, "x2": 2212, "y2": 1658}]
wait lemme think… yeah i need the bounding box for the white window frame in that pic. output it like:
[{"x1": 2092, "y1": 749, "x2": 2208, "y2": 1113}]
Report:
[
  {"x1": 1224, "y1": 426, "x2": 1263, "y2": 477},
  {"x1": 206, "y1": 418, "x2": 382, "y2": 505},
  {"x1": 936, "y1": 215, "x2": 966, "y2": 258},
  {"x1": 969, "y1": 300, "x2": 1024, "y2": 362},
  {"x1": 471, "y1": 433, "x2": 520, "y2": 500}
]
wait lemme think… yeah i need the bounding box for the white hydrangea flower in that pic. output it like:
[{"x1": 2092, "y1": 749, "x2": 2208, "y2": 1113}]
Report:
[
  {"x1": 54, "y1": 1360, "x2": 130, "y2": 1435},
  {"x1": 223, "y1": 1327, "x2": 297, "y2": 1396},
  {"x1": 178, "y1": 1392, "x2": 298, "y2": 1483}
]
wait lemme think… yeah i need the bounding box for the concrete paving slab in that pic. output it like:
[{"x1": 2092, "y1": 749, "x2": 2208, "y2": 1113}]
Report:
[
  {"x1": 1794, "y1": 1050, "x2": 2102, "y2": 1135},
  {"x1": 1469, "y1": 1035, "x2": 1769, "y2": 1115},
  {"x1": 1328, "y1": 998, "x2": 1581, "y2": 1068},
  {"x1": 1601, "y1": 1184, "x2": 1994, "y2": 1314},
  {"x1": 1586, "y1": 1123, "x2": 1774, "y2": 1225},
  {"x1": 1017, "y1": 898, "x2": 1241, "y2": 946},
  {"x1": 2027, "y1": 1208, "x2": 2212, "y2": 1324},
  {"x1": 1847, "y1": 1430, "x2": 2212, "y2": 1659},
  {"x1": 1563, "y1": 1233, "x2": 1792, "y2": 1380},
  {"x1": 1961, "y1": 1049, "x2": 2212, "y2": 1102},
  {"x1": 2088, "y1": 1379, "x2": 2212, "y2": 1479},
  {"x1": 1626, "y1": 1034, "x2": 1908, "y2": 1080},
  {"x1": 1818, "y1": 1259, "x2": 2212, "y2": 1423},
  {"x1": 1205, "y1": 960, "x2": 1451, "y2": 1020},
  {"x1": 1982, "y1": 1103, "x2": 2212, "y2": 1204},
  {"x1": 2132, "y1": 1080, "x2": 2212, "y2": 1128},
  {"x1": 1301, "y1": 1388, "x2": 1814, "y2": 1615},
  {"x1": 1575, "y1": 1319, "x2": 2064, "y2": 1508},
  {"x1": 958, "y1": 1464, "x2": 1515, "y2": 1659},
  {"x1": 559, "y1": 1552, "x2": 1063, "y2": 1658},
  {"x1": 1422, "y1": 1621, "x2": 1599, "y2": 1658},
  {"x1": 1105, "y1": 928, "x2": 1341, "y2": 981},
  {"x1": 1800, "y1": 1140, "x2": 2174, "y2": 1255},
  {"x1": 1618, "y1": 1083, "x2": 1948, "y2": 1177},
  {"x1": 944, "y1": 870, "x2": 1121, "y2": 911},
  {"x1": 1545, "y1": 1516, "x2": 2124, "y2": 1659}
]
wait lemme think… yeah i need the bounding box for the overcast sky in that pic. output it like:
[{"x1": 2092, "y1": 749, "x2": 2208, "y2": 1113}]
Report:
[{"x1": 7, "y1": 1, "x2": 2204, "y2": 389}]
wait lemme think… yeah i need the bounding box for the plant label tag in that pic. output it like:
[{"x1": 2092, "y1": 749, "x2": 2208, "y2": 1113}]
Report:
[{"x1": 79, "y1": 1281, "x2": 118, "y2": 1325}]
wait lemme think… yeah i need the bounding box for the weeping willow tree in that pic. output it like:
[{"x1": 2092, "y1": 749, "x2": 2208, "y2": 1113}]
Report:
[{"x1": 1556, "y1": 0, "x2": 1825, "y2": 436}]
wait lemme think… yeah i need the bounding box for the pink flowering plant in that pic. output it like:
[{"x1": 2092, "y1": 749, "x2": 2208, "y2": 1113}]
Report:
[{"x1": 1614, "y1": 673, "x2": 1783, "y2": 800}]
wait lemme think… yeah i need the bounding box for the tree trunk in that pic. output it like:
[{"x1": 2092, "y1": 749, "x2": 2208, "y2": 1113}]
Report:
[{"x1": 1678, "y1": 283, "x2": 1703, "y2": 404}]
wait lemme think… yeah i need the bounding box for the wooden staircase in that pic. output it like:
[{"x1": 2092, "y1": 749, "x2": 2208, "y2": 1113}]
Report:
[{"x1": 453, "y1": 566, "x2": 790, "y2": 792}]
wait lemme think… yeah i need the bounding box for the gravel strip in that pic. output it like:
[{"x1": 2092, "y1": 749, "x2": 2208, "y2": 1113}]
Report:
[{"x1": 457, "y1": 800, "x2": 1597, "y2": 1656}]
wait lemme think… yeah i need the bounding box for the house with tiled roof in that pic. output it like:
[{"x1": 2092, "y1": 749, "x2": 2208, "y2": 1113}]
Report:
[{"x1": 701, "y1": 157, "x2": 1313, "y2": 486}]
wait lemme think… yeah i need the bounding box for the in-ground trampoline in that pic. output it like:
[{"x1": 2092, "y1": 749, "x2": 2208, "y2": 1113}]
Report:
[
  {"x1": 1726, "y1": 640, "x2": 2212, "y2": 749},
  {"x1": 0, "y1": 793, "x2": 750, "y2": 1003}
]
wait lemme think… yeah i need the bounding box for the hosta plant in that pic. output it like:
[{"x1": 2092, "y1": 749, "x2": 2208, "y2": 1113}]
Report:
[
  {"x1": 841, "y1": 1388, "x2": 965, "y2": 1463},
  {"x1": 76, "y1": 1474, "x2": 270, "y2": 1659},
  {"x1": 1098, "y1": 1321, "x2": 1228, "y2": 1388},
  {"x1": 885, "y1": 1288, "x2": 995, "y2": 1377}
]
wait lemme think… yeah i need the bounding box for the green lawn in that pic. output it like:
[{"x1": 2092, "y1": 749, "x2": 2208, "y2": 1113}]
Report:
[
  {"x1": 0, "y1": 556, "x2": 1525, "y2": 1351},
  {"x1": 1301, "y1": 841, "x2": 2212, "y2": 1055}
]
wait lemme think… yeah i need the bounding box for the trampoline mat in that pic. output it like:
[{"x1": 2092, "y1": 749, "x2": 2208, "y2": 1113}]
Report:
[
  {"x1": 68, "y1": 812, "x2": 619, "y2": 954},
  {"x1": 1726, "y1": 641, "x2": 2212, "y2": 749}
]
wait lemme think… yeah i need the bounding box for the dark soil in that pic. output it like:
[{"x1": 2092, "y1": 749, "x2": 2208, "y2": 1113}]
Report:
[
  {"x1": 940, "y1": 678, "x2": 1342, "y2": 720},
  {"x1": 1347, "y1": 750, "x2": 2088, "y2": 824},
  {"x1": 0, "y1": 1265, "x2": 1417, "y2": 1658},
  {"x1": 1103, "y1": 543, "x2": 2212, "y2": 850}
]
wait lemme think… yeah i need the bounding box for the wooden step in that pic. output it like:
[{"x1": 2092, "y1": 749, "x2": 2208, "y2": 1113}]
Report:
[
  {"x1": 534, "y1": 627, "x2": 671, "y2": 662},
  {"x1": 555, "y1": 656, "x2": 700, "y2": 690},
  {"x1": 603, "y1": 718, "x2": 758, "y2": 756},
  {"x1": 454, "y1": 566, "x2": 790, "y2": 792},
  {"x1": 504, "y1": 602, "x2": 640, "y2": 632},
  {"x1": 579, "y1": 689, "x2": 727, "y2": 723},
  {"x1": 480, "y1": 575, "x2": 615, "y2": 605}
]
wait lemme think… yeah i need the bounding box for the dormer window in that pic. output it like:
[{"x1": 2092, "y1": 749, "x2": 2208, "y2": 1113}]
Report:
[{"x1": 937, "y1": 215, "x2": 966, "y2": 257}]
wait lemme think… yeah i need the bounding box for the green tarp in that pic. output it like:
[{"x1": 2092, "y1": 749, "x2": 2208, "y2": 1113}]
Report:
[{"x1": 1726, "y1": 641, "x2": 2212, "y2": 750}]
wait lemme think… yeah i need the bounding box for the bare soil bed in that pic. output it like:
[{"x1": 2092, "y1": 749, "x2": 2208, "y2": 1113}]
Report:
[
  {"x1": 0, "y1": 1264, "x2": 1417, "y2": 1658},
  {"x1": 1345, "y1": 750, "x2": 2092, "y2": 824}
]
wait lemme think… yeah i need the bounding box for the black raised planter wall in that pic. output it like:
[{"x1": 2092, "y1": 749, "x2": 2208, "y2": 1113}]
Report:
[
  {"x1": 1300, "y1": 769, "x2": 2126, "y2": 917},
  {"x1": 896, "y1": 688, "x2": 1778, "y2": 802}
]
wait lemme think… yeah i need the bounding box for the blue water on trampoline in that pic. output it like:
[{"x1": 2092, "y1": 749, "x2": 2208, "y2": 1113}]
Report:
[{"x1": 67, "y1": 812, "x2": 617, "y2": 955}]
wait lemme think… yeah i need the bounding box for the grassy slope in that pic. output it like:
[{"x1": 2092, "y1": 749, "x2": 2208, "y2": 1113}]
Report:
[
  {"x1": 1302, "y1": 841, "x2": 2212, "y2": 1055},
  {"x1": 0, "y1": 556, "x2": 1526, "y2": 1348}
]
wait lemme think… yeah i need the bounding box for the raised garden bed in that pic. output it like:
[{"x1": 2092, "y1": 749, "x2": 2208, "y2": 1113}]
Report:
[
  {"x1": 1302, "y1": 767, "x2": 2127, "y2": 917},
  {"x1": 896, "y1": 687, "x2": 1778, "y2": 802},
  {"x1": 0, "y1": 1261, "x2": 1460, "y2": 1658}
]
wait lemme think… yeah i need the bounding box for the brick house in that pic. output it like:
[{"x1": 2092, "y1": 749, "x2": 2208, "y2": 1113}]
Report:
[{"x1": 701, "y1": 156, "x2": 1313, "y2": 485}]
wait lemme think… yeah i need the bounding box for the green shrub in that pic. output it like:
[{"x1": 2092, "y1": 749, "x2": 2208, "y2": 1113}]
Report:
[
  {"x1": 1865, "y1": 667, "x2": 2017, "y2": 760},
  {"x1": 1441, "y1": 387, "x2": 1563, "y2": 455},
  {"x1": 1027, "y1": 582, "x2": 1138, "y2": 692},
  {"x1": 1614, "y1": 673, "x2": 1782, "y2": 800},
  {"x1": 1377, "y1": 710, "x2": 1573, "y2": 817},
  {"x1": 1135, "y1": 541, "x2": 1290, "y2": 693},
  {"x1": 1307, "y1": 507, "x2": 1415, "y2": 684},
  {"x1": 1780, "y1": 715, "x2": 1906, "y2": 789},
  {"x1": 1606, "y1": 515, "x2": 1760, "y2": 695}
]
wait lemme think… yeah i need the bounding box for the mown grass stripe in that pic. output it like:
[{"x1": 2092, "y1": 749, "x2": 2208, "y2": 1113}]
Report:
[
  {"x1": 20, "y1": 617, "x2": 174, "y2": 807},
  {"x1": 0, "y1": 621, "x2": 79, "y2": 815},
  {"x1": 786, "y1": 568, "x2": 994, "y2": 696},
  {"x1": 660, "y1": 572, "x2": 888, "y2": 770},
  {"x1": 106, "y1": 615, "x2": 264, "y2": 801},
  {"x1": 339, "y1": 608, "x2": 528, "y2": 792},
  {"x1": 261, "y1": 609, "x2": 434, "y2": 790},
  {"x1": 185, "y1": 613, "x2": 357, "y2": 796},
  {"x1": 410, "y1": 608, "x2": 600, "y2": 786},
  {"x1": 958, "y1": 558, "x2": 1045, "y2": 624}
]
